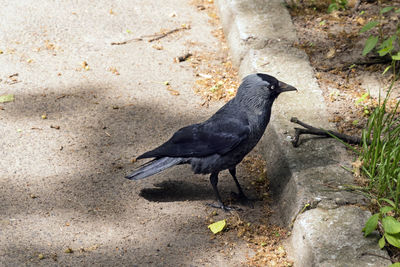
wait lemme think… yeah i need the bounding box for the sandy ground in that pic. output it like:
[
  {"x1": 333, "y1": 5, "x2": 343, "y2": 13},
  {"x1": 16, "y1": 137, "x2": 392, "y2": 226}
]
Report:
[{"x1": 0, "y1": 0, "x2": 278, "y2": 266}]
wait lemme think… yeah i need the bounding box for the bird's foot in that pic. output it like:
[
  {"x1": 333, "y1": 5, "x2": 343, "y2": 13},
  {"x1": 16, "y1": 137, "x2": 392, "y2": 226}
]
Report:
[
  {"x1": 206, "y1": 202, "x2": 242, "y2": 212},
  {"x1": 230, "y1": 191, "x2": 259, "y2": 208}
]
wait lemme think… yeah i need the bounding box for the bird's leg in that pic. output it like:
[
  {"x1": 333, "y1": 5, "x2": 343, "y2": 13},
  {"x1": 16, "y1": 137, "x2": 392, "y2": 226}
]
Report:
[
  {"x1": 229, "y1": 168, "x2": 246, "y2": 198},
  {"x1": 207, "y1": 172, "x2": 238, "y2": 211},
  {"x1": 229, "y1": 168, "x2": 255, "y2": 208}
]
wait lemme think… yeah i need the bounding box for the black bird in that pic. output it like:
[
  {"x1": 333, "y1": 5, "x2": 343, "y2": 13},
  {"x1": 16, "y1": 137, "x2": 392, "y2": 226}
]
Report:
[{"x1": 126, "y1": 73, "x2": 297, "y2": 210}]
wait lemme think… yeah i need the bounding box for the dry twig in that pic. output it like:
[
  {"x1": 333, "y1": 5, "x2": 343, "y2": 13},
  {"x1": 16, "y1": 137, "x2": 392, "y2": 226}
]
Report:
[
  {"x1": 111, "y1": 26, "x2": 190, "y2": 45},
  {"x1": 290, "y1": 117, "x2": 362, "y2": 147}
]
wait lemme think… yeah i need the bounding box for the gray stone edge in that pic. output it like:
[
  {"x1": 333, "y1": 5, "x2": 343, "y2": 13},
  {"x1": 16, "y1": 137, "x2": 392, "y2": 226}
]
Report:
[{"x1": 215, "y1": 0, "x2": 391, "y2": 266}]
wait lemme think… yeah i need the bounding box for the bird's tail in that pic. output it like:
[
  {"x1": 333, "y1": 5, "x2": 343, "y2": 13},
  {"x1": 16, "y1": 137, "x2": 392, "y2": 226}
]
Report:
[{"x1": 125, "y1": 157, "x2": 185, "y2": 180}]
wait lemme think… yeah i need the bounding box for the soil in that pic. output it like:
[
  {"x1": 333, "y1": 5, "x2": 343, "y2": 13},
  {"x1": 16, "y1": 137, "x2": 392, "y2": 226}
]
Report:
[{"x1": 288, "y1": 0, "x2": 400, "y2": 136}]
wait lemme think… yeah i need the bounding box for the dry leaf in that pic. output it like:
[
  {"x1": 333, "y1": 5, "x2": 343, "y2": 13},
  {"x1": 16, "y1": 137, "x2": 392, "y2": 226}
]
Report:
[
  {"x1": 352, "y1": 159, "x2": 363, "y2": 177},
  {"x1": 82, "y1": 61, "x2": 89, "y2": 71},
  {"x1": 152, "y1": 45, "x2": 164, "y2": 50},
  {"x1": 356, "y1": 17, "x2": 365, "y2": 25},
  {"x1": 167, "y1": 86, "x2": 180, "y2": 96},
  {"x1": 326, "y1": 48, "x2": 336, "y2": 59},
  {"x1": 109, "y1": 67, "x2": 120, "y2": 75}
]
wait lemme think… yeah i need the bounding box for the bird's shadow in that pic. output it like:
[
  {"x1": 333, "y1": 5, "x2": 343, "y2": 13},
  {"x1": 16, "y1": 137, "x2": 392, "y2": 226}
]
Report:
[{"x1": 139, "y1": 180, "x2": 214, "y2": 202}]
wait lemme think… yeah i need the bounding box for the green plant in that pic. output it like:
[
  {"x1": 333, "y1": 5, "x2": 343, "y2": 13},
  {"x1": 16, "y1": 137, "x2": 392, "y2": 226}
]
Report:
[
  {"x1": 359, "y1": 6, "x2": 400, "y2": 254},
  {"x1": 363, "y1": 198, "x2": 400, "y2": 249},
  {"x1": 355, "y1": 92, "x2": 372, "y2": 115},
  {"x1": 327, "y1": 0, "x2": 348, "y2": 13},
  {"x1": 360, "y1": 83, "x2": 400, "y2": 206},
  {"x1": 360, "y1": 5, "x2": 400, "y2": 62},
  {"x1": 359, "y1": 57, "x2": 400, "y2": 257}
]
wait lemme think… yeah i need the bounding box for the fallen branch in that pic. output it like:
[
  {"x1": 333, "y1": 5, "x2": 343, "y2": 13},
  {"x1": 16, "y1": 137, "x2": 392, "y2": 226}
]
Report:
[
  {"x1": 111, "y1": 25, "x2": 190, "y2": 45},
  {"x1": 111, "y1": 38, "x2": 143, "y2": 45},
  {"x1": 290, "y1": 117, "x2": 363, "y2": 147}
]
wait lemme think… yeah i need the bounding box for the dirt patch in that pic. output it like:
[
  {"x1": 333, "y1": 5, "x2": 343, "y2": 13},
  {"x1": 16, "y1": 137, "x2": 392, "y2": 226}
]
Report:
[
  {"x1": 288, "y1": 0, "x2": 400, "y2": 136},
  {"x1": 190, "y1": 0, "x2": 239, "y2": 105}
]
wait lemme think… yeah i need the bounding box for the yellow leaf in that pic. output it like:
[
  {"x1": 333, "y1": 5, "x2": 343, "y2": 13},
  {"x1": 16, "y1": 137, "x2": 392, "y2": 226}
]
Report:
[
  {"x1": 0, "y1": 94, "x2": 14, "y2": 103},
  {"x1": 208, "y1": 219, "x2": 226, "y2": 234}
]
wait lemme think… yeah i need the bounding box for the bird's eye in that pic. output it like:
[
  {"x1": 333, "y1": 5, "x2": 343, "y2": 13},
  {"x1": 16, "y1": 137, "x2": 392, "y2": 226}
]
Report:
[{"x1": 270, "y1": 85, "x2": 275, "y2": 90}]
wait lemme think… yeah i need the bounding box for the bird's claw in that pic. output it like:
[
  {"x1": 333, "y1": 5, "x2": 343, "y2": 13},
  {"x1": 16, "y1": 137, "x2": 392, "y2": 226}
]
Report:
[{"x1": 206, "y1": 202, "x2": 242, "y2": 212}]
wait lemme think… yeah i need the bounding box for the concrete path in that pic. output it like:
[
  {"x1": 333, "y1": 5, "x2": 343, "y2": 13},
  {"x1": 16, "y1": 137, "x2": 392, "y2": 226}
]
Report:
[{"x1": 0, "y1": 1, "x2": 259, "y2": 265}]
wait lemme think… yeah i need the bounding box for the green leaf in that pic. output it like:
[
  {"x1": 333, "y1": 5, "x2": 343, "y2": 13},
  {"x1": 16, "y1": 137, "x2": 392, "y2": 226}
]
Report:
[
  {"x1": 382, "y1": 216, "x2": 400, "y2": 234},
  {"x1": 327, "y1": 3, "x2": 338, "y2": 13},
  {"x1": 360, "y1": 21, "x2": 379, "y2": 33},
  {"x1": 208, "y1": 219, "x2": 226, "y2": 234},
  {"x1": 378, "y1": 36, "x2": 395, "y2": 56},
  {"x1": 380, "y1": 6, "x2": 394, "y2": 14},
  {"x1": 362, "y1": 213, "x2": 379, "y2": 236},
  {"x1": 385, "y1": 232, "x2": 400, "y2": 248},
  {"x1": 382, "y1": 65, "x2": 391, "y2": 75},
  {"x1": 0, "y1": 94, "x2": 14, "y2": 103},
  {"x1": 362, "y1": 36, "x2": 379, "y2": 56},
  {"x1": 392, "y1": 52, "x2": 400, "y2": 60},
  {"x1": 389, "y1": 263, "x2": 400, "y2": 267},
  {"x1": 380, "y1": 198, "x2": 396, "y2": 208},
  {"x1": 379, "y1": 236, "x2": 386, "y2": 248},
  {"x1": 380, "y1": 206, "x2": 394, "y2": 214},
  {"x1": 356, "y1": 92, "x2": 369, "y2": 104}
]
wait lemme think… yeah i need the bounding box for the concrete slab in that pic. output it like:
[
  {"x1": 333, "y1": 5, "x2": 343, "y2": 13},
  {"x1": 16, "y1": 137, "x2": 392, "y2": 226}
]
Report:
[{"x1": 0, "y1": 1, "x2": 254, "y2": 265}]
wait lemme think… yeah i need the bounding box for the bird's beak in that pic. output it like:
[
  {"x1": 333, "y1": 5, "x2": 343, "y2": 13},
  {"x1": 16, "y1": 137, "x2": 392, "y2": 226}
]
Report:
[{"x1": 278, "y1": 81, "x2": 297, "y2": 93}]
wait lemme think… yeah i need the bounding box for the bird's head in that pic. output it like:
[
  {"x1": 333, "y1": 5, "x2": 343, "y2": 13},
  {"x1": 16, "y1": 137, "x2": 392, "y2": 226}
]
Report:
[
  {"x1": 236, "y1": 73, "x2": 297, "y2": 106},
  {"x1": 253, "y1": 73, "x2": 297, "y2": 98}
]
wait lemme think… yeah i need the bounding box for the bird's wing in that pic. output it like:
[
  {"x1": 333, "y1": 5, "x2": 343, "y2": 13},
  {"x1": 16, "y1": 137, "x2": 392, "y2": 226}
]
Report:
[{"x1": 137, "y1": 116, "x2": 250, "y2": 159}]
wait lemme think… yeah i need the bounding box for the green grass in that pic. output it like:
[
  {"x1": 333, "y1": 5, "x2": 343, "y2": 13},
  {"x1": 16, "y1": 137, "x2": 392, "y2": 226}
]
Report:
[{"x1": 360, "y1": 85, "x2": 400, "y2": 214}]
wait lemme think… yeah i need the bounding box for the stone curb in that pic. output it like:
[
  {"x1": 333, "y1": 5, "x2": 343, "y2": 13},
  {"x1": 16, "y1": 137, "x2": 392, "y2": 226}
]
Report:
[{"x1": 215, "y1": 0, "x2": 391, "y2": 266}]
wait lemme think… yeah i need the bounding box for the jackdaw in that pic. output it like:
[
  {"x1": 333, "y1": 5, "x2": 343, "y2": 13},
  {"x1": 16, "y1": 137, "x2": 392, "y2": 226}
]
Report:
[{"x1": 126, "y1": 73, "x2": 297, "y2": 210}]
